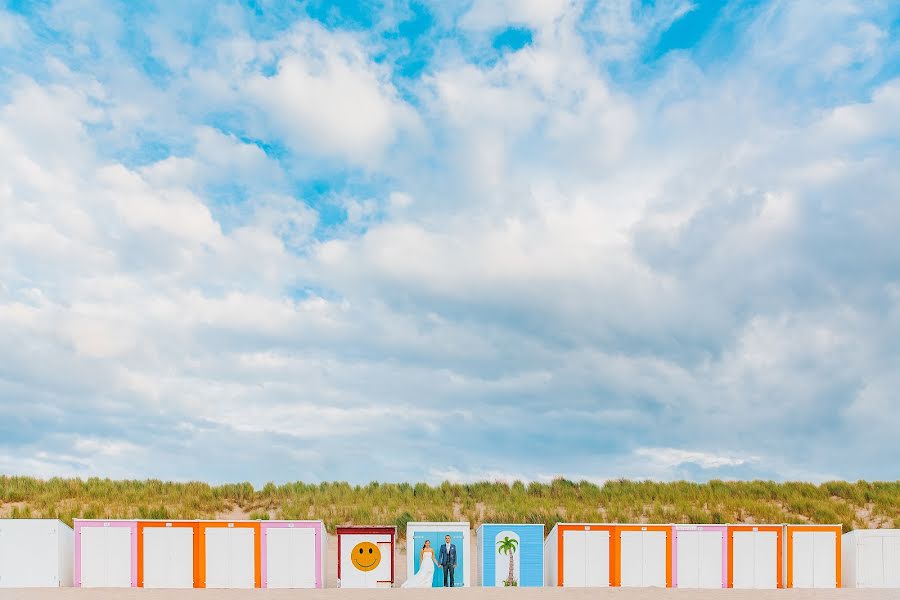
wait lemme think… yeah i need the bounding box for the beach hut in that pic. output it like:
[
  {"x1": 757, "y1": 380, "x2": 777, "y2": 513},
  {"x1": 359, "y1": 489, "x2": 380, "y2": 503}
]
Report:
[
  {"x1": 614, "y1": 525, "x2": 672, "y2": 587},
  {"x1": 261, "y1": 520, "x2": 327, "y2": 589},
  {"x1": 544, "y1": 523, "x2": 616, "y2": 587},
  {"x1": 197, "y1": 521, "x2": 261, "y2": 588},
  {"x1": 672, "y1": 525, "x2": 727, "y2": 588},
  {"x1": 842, "y1": 529, "x2": 900, "y2": 588},
  {"x1": 476, "y1": 524, "x2": 544, "y2": 587},
  {"x1": 137, "y1": 521, "x2": 198, "y2": 588},
  {"x1": 786, "y1": 524, "x2": 841, "y2": 588},
  {"x1": 405, "y1": 522, "x2": 470, "y2": 587},
  {"x1": 727, "y1": 524, "x2": 783, "y2": 589},
  {"x1": 74, "y1": 519, "x2": 136, "y2": 587},
  {"x1": 0, "y1": 519, "x2": 73, "y2": 588},
  {"x1": 336, "y1": 526, "x2": 396, "y2": 588}
]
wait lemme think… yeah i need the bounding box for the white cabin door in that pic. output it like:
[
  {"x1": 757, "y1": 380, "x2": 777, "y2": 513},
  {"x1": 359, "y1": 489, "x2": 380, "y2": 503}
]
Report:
[
  {"x1": 885, "y1": 538, "x2": 900, "y2": 588},
  {"x1": 266, "y1": 527, "x2": 316, "y2": 588},
  {"x1": 642, "y1": 531, "x2": 667, "y2": 587},
  {"x1": 791, "y1": 531, "x2": 815, "y2": 588},
  {"x1": 562, "y1": 530, "x2": 585, "y2": 587},
  {"x1": 754, "y1": 531, "x2": 778, "y2": 588},
  {"x1": 792, "y1": 531, "x2": 836, "y2": 588},
  {"x1": 858, "y1": 537, "x2": 883, "y2": 587},
  {"x1": 730, "y1": 532, "x2": 753, "y2": 588},
  {"x1": 697, "y1": 530, "x2": 723, "y2": 588},
  {"x1": 340, "y1": 534, "x2": 390, "y2": 588},
  {"x1": 811, "y1": 532, "x2": 836, "y2": 588},
  {"x1": 205, "y1": 527, "x2": 255, "y2": 588},
  {"x1": 677, "y1": 530, "x2": 700, "y2": 588},
  {"x1": 339, "y1": 534, "x2": 367, "y2": 587},
  {"x1": 584, "y1": 530, "x2": 610, "y2": 587},
  {"x1": 143, "y1": 527, "x2": 194, "y2": 588},
  {"x1": 80, "y1": 525, "x2": 132, "y2": 587},
  {"x1": 265, "y1": 529, "x2": 292, "y2": 588},
  {"x1": 731, "y1": 530, "x2": 777, "y2": 589},
  {"x1": 619, "y1": 531, "x2": 642, "y2": 587},
  {"x1": 370, "y1": 539, "x2": 393, "y2": 587},
  {"x1": 620, "y1": 531, "x2": 666, "y2": 587}
]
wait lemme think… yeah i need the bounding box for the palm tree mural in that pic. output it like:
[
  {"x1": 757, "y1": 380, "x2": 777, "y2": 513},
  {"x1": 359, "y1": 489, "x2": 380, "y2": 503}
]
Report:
[{"x1": 496, "y1": 536, "x2": 519, "y2": 586}]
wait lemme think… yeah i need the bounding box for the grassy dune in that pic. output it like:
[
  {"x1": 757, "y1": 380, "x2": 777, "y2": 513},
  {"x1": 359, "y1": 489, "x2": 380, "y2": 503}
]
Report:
[{"x1": 1, "y1": 477, "x2": 898, "y2": 535}]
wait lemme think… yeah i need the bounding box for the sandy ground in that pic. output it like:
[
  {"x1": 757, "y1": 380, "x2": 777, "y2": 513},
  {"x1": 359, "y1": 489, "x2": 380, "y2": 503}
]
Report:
[{"x1": 1, "y1": 589, "x2": 898, "y2": 599}]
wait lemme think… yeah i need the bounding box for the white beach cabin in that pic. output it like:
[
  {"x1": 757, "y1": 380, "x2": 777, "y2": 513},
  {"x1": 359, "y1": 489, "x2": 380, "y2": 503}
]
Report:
[
  {"x1": 727, "y1": 525, "x2": 783, "y2": 589},
  {"x1": 198, "y1": 521, "x2": 260, "y2": 588},
  {"x1": 336, "y1": 526, "x2": 396, "y2": 588},
  {"x1": 673, "y1": 525, "x2": 727, "y2": 588},
  {"x1": 616, "y1": 525, "x2": 671, "y2": 587},
  {"x1": 261, "y1": 520, "x2": 327, "y2": 589},
  {"x1": 0, "y1": 519, "x2": 74, "y2": 588},
  {"x1": 544, "y1": 523, "x2": 616, "y2": 587},
  {"x1": 842, "y1": 529, "x2": 900, "y2": 588},
  {"x1": 137, "y1": 521, "x2": 197, "y2": 588},
  {"x1": 786, "y1": 524, "x2": 841, "y2": 588},
  {"x1": 74, "y1": 519, "x2": 136, "y2": 587}
]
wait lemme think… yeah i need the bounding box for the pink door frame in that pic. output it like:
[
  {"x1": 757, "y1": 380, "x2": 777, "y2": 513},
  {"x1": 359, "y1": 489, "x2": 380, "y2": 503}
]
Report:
[
  {"x1": 672, "y1": 525, "x2": 728, "y2": 588},
  {"x1": 260, "y1": 521, "x2": 324, "y2": 588},
  {"x1": 73, "y1": 520, "x2": 138, "y2": 587}
]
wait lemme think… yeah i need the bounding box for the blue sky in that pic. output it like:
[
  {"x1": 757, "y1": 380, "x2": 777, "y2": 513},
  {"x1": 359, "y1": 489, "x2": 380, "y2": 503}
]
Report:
[{"x1": 1, "y1": 0, "x2": 899, "y2": 486}]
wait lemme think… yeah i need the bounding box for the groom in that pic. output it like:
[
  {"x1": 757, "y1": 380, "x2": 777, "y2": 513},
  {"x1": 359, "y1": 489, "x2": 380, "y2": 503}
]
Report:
[{"x1": 438, "y1": 534, "x2": 457, "y2": 587}]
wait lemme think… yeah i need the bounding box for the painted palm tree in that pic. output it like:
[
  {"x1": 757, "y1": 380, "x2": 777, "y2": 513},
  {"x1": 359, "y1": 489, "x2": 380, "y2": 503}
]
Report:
[{"x1": 496, "y1": 536, "x2": 519, "y2": 586}]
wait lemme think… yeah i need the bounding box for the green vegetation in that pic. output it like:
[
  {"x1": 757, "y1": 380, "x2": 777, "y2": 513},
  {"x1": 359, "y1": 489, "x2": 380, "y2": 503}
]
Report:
[{"x1": 1, "y1": 476, "x2": 898, "y2": 535}]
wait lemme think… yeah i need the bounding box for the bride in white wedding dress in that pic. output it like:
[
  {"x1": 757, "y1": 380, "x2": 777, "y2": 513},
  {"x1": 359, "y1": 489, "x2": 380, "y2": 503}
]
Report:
[{"x1": 402, "y1": 539, "x2": 438, "y2": 588}]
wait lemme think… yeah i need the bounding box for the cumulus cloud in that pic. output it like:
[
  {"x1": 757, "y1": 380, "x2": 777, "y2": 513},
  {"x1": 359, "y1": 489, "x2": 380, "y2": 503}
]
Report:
[
  {"x1": 635, "y1": 448, "x2": 759, "y2": 470},
  {"x1": 245, "y1": 23, "x2": 420, "y2": 167}
]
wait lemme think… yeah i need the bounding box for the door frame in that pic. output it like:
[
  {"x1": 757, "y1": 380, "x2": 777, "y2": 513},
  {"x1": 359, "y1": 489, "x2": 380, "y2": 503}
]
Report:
[
  {"x1": 555, "y1": 524, "x2": 615, "y2": 587},
  {"x1": 196, "y1": 521, "x2": 261, "y2": 588},
  {"x1": 74, "y1": 520, "x2": 137, "y2": 588},
  {"x1": 260, "y1": 521, "x2": 323, "y2": 589},
  {"x1": 672, "y1": 525, "x2": 727, "y2": 588},
  {"x1": 785, "y1": 525, "x2": 841, "y2": 589},
  {"x1": 137, "y1": 521, "x2": 199, "y2": 588},
  {"x1": 613, "y1": 525, "x2": 672, "y2": 587},
  {"x1": 727, "y1": 525, "x2": 783, "y2": 589}
]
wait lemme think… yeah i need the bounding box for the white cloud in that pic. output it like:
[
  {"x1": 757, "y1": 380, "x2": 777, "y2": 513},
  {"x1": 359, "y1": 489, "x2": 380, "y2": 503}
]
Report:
[
  {"x1": 245, "y1": 23, "x2": 419, "y2": 167},
  {"x1": 582, "y1": 0, "x2": 698, "y2": 61},
  {"x1": 635, "y1": 447, "x2": 759, "y2": 470},
  {"x1": 815, "y1": 79, "x2": 900, "y2": 142},
  {"x1": 0, "y1": 10, "x2": 28, "y2": 47},
  {"x1": 459, "y1": 0, "x2": 574, "y2": 31}
]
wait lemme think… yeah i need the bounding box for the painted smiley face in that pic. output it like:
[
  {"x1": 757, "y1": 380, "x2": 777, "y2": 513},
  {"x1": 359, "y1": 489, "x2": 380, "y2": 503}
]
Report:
[{"x1": 350, "y1": 541, "x2": 382, "y2": 572}]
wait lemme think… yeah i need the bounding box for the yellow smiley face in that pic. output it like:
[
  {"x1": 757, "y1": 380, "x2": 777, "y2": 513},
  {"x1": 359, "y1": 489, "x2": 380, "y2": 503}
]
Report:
[{"x1": 350, "y1": 541, "x2": 382, "y2": 572}]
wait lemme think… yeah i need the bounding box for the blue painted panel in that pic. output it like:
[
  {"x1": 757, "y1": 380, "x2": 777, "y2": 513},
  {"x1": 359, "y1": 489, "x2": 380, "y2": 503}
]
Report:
[
  {"x1": 412, "y1": 530, "x2": 465, "y2": 587},
  {"x1": 479, "y1": 525, "x2": 544, "y2": 587}
]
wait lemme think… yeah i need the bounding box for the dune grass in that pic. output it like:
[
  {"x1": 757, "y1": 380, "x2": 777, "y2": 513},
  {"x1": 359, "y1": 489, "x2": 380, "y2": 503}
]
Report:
[{"x1": 1, "y1": 476, "x2": 897, "y2": 535}]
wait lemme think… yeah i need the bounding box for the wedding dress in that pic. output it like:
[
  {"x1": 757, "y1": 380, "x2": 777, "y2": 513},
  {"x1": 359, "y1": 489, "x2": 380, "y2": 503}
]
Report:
[{"x1": 402, "y1": 547, "x2": 436, "y2": 588}]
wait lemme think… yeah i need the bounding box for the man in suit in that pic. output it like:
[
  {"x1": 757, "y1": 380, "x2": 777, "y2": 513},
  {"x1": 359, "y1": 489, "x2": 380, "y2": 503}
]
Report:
[{"x1": 438, "y1": 534, "x2": 457, "y2": 587}]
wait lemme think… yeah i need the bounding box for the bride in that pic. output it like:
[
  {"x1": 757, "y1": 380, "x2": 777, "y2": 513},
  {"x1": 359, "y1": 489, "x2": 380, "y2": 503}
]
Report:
[{"x1": 402, "y1": 539, "x2": 438, "y2": 588}]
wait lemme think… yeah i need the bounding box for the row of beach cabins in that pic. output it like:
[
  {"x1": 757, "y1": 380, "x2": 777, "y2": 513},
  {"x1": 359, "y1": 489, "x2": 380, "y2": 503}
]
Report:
[{"x1": 0, "y1": 519, "x2": 897, "y2": 589}]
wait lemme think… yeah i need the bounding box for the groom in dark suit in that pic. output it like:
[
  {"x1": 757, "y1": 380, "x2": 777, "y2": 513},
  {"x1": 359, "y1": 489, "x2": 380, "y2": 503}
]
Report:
[{"x1": 438, "y1": 534, "x2": 457, "y2": 587}]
